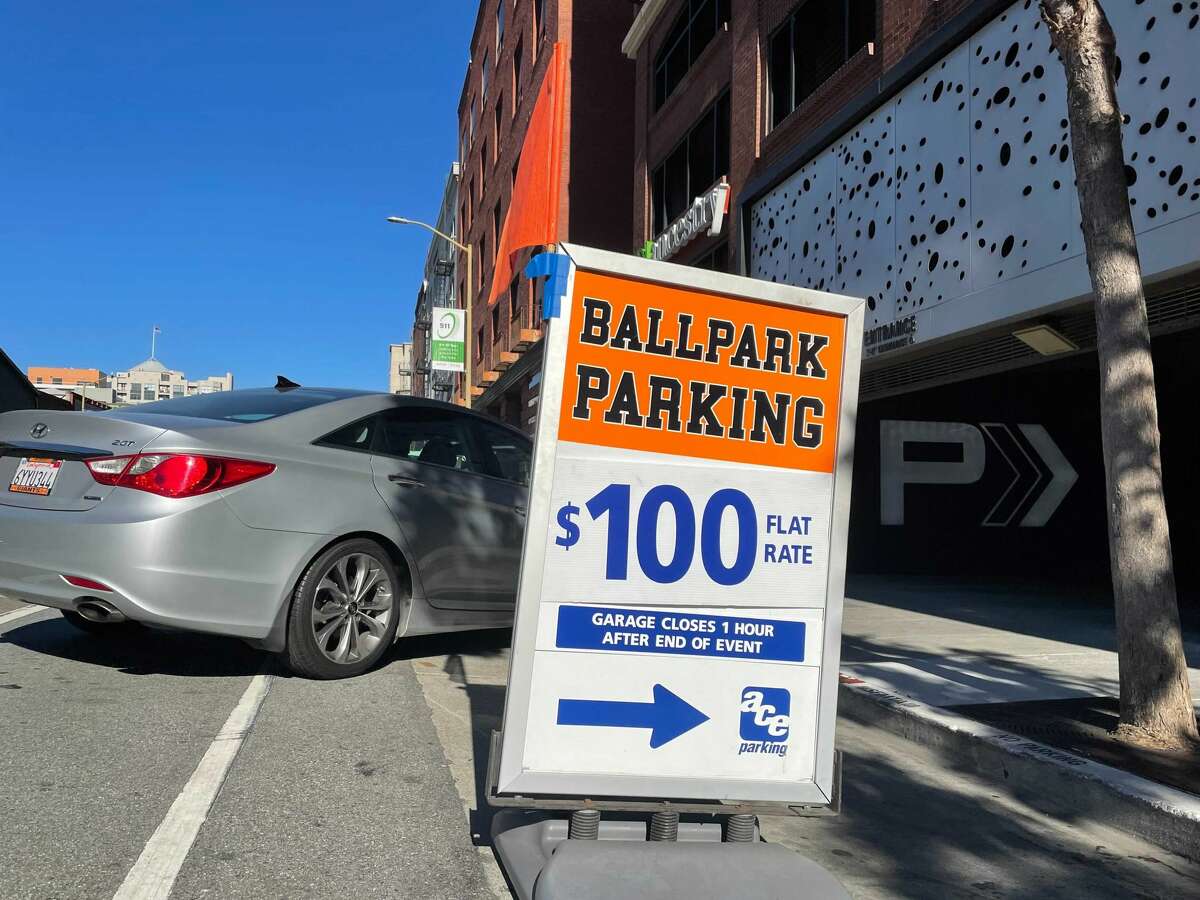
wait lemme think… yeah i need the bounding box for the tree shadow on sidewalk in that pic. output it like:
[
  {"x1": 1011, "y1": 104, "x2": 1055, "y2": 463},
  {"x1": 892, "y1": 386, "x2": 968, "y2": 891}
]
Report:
[
  {"x1": 846, "y1": 575, "x2": 1200, "y2": 661},
  {"x1": 772, "y1": 719, "x2": 1200, "y2": 899},
  {"x1": 842, "y1": 633, "x2": 1132, "y2": 706}
]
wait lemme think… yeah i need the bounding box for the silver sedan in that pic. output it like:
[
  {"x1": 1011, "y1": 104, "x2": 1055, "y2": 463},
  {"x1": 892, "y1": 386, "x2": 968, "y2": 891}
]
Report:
[{"x1": 0, "y1": 387, "x2": 530, "y2": 678}]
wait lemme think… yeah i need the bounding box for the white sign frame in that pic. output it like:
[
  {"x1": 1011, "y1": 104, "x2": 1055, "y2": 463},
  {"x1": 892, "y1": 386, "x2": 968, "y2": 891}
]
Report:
[{"x1": 495, "y1": 243, "x2": 865, "y2": 807}]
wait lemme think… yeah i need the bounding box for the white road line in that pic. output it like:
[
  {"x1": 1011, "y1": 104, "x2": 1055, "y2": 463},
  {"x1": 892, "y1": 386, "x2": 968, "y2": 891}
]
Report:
[
  {"x1": 112, "y1": 671, "x2": 274, "y2": 900},
  {"x1": 0, "y1": 605, "x2": 45, "y2": 630}
]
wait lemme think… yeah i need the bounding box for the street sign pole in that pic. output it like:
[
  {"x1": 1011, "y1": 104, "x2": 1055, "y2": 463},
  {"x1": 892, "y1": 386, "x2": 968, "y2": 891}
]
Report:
[{"x1": 488, "y1": 244, "x2": 863, "y2": 897}]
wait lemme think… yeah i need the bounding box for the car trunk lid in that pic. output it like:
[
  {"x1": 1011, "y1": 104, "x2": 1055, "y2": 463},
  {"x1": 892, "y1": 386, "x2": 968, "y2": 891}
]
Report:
[{"x1": 0, "y1": 410, "x2": 167, "y2": 511}]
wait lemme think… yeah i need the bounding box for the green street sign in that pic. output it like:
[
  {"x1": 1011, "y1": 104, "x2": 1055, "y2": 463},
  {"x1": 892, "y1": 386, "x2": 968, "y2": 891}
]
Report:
[{"x1": 430, "y1": 307, "x2": 465, "y2": 372}]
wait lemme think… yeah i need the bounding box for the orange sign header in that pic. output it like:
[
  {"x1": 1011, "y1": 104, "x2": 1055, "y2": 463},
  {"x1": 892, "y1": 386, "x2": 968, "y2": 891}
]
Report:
[{"x1": 558, "y1": 270, "x2": 846, "y2": 473}]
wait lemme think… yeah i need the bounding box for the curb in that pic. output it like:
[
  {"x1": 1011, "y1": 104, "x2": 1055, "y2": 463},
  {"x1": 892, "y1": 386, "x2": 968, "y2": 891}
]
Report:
[{"x1": 837, "y1": 676, "x2": 1200, "y2": 862}]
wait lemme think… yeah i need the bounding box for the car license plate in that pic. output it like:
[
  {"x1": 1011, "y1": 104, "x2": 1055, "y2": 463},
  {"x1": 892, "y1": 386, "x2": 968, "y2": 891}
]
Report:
[{"x1": 9, "y1": 457, "x2": 63, "y2": 496}]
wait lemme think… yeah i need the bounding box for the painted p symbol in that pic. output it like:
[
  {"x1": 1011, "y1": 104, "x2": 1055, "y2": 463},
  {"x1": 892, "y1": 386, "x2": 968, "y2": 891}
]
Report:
[{"x1": 880, "y1": 420, "x2": 986, "y2": 526}]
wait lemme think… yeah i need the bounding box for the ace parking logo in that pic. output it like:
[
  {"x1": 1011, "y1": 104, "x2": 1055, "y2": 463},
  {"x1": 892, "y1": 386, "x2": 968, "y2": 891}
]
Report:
[{"x1": 738, "y1": 687, "x2": 790, "y2": 756}]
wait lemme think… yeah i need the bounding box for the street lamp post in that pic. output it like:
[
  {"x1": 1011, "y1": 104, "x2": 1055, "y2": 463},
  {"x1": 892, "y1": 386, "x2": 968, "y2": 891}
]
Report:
[{"x1": 386, "y1": 216, "x2": 473, "y2": 407}]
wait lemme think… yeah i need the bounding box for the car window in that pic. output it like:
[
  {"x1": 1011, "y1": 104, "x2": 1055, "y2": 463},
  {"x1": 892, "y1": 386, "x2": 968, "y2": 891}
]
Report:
[
  {"x1": 316, "y1": 416, "x2": 377, "y2": 452},
  {"x1": 473, "y1": 420, "x2": 532, "y2": 486},
  {"x1": 377, "y1": 408, "x2": 481, "y2": 474}
]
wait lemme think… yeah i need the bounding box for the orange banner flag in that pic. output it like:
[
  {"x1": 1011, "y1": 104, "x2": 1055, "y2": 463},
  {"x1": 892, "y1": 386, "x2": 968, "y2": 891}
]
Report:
[{"x1": 489, "y1": 42, "x2": 566, "y2": 305}]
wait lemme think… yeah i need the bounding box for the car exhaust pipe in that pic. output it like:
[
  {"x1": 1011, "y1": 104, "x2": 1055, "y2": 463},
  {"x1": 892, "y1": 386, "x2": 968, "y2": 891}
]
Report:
[{"x1": 75, "y1": 598, "x2": 126, "y2": 624}]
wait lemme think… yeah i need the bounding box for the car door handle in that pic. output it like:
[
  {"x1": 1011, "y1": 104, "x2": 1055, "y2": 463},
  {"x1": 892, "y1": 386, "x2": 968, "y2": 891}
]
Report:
[
  {"x1": 513, "y1": 505, "x2": 527, "y2": 516},
  {"x1": 387, "y1": 474, "x2": 424, "y2": 488}
]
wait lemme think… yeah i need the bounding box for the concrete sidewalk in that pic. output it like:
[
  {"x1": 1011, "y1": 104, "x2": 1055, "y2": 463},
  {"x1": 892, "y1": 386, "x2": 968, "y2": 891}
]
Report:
[
  {"x1": 840, "y1": 576, "x2": 1200, "y2": 709},
  {"x1": 837, "y1": 577, "x2": 1200, "y2": 860}
]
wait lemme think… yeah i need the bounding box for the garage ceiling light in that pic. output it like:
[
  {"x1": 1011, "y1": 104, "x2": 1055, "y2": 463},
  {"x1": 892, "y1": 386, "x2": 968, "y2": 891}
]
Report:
[{"x1": 1013, "y1": 324, "x2": 1078, "y2": 356}]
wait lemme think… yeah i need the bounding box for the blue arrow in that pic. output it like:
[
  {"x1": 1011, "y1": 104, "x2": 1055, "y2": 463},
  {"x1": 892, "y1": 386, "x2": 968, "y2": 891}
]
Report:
[{"x1": 556, "y1": 684, "x2": 709, "y2": 749}]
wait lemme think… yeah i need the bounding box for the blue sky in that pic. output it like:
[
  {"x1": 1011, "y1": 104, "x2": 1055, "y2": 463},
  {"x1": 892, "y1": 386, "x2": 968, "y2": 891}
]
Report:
[{"x1": 1, "y1": 2, "x2": 476, "y2": 391}]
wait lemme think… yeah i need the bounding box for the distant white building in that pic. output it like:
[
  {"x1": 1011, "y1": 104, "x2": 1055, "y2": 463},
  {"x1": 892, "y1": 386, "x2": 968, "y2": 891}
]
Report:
[
  {"x1": 110, "y1": 358, "x2": 234, "y2": 405},
  {"x1": 389, "y1": 343, "x2": 414, "y2": 395}
]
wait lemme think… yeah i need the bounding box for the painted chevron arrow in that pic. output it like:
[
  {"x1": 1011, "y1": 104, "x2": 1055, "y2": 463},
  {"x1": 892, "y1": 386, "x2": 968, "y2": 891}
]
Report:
[{"x1": 978, "y1": 423, "x2": 1078, "y2": 527}]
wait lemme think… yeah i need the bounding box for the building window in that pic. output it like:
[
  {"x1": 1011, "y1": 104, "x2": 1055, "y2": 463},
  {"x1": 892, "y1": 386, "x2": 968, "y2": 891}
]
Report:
[
  {"x1": 491, "y1": 303, "x2": 502, "y2": 342},
  {"x1": 510, "y1": 276, "x2": 521, "y2": 322},
  {"x1": 481, "y1": 52, "x2": 490, "y2": 99},
  {"x1": 492, "y1": 203, "x2": 501, "y2": 260},
  {"x1": 477, "y1": 327, "x2": 485, "y2": 361},
  {"x1": 534, "y1": 0, "x2": 545, "y2": 36},
  {"x1": 692, "y1": 243, "x2": 729, "y2": 272},
  {"x1": 130, "y1": 384, "x2": 142, "y2": 400},
  {"x1": 651, "y1": 91, "x2": 730, "y2": 235},
  {"x1": 653, "y1": 0, "x2": 730, "y2": 110},
  {"x1": 496, "y1": 1, "x2": 505, "y2": 50},
  {"x1": 470, "y1": 98, "x2": 477, "y2": 137},
  {"x1": 770, "y1": 1, "x2": 876, "y2": 130},
  {"x1": 513, "y1": 36, "x2": 523, "y2": 101},
  {"x1": 494, "y1": 96, "x2": 503, "y2": 143}
]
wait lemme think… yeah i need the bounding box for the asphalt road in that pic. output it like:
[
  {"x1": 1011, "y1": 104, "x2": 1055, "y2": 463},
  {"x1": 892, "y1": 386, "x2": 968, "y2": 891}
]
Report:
[
  {"x1": 0, "y1": 603, "x2": 490, "y2": 900},
  {"x1": 4, "y1": 599, "x2": 1200, "y2": 900}
]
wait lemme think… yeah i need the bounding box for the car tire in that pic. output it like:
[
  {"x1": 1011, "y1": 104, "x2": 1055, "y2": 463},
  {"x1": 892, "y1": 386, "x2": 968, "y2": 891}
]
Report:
[
  {"x1": 284, "y1": 538, "x2": 403, "y2": 680},
  {"x1": 60, "y1": 609, "x2": 140, "y2": 636}
]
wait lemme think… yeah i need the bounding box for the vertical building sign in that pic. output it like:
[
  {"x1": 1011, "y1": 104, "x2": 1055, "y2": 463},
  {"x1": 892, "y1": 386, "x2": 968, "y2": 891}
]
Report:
[
  {"x1": 495, "y1": 245, "x2": 864, "y2": 806},
  {"x1": 430, "y1": 307, "x2": 466, "y2": 373}
]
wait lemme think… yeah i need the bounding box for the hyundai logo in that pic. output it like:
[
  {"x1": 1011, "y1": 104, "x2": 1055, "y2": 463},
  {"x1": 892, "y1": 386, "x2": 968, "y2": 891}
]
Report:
[{"x1": 29, "y1": 423, "x2": 49, "y2": 439}]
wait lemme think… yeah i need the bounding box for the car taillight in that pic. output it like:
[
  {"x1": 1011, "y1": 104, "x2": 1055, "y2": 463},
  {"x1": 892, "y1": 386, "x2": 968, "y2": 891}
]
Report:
[
  {"x1": 62, "y1": 574, "x2": 113, "y2": 592},
  {"x1": 85, "y1": 454, "x2": 275, "y2": 498}
]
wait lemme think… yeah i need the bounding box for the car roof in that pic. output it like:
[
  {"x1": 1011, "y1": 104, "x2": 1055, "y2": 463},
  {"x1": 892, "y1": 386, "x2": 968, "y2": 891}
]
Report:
[
  {"x1": 105, "y1": 386, "x2": 531, "y2": 442},
  {"x1": 227, "y1": 387, "x2": 532, "y2": 439}
]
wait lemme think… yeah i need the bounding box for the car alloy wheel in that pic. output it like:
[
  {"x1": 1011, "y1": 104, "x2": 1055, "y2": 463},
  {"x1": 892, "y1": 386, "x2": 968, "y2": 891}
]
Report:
[{"x1": 310, "y1": 552, "x2": 395, "y2": 665}]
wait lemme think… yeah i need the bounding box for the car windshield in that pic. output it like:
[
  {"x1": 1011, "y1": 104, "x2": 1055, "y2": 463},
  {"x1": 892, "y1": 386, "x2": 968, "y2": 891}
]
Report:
[{"x1": 123, "y1": 388, "x2": 350, "y2": 423}]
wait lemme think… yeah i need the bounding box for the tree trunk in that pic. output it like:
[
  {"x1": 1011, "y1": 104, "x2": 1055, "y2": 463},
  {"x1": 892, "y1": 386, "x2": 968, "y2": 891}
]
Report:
[{"x1": 1040, "y1": 0, "x2": 1196, "y2": 746}]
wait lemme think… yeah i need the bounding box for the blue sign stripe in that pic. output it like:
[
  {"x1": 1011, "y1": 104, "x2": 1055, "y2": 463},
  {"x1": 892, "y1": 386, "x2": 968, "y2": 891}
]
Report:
[{"x1": 555, "y1": 605, "x2": 805, "y2": 663}]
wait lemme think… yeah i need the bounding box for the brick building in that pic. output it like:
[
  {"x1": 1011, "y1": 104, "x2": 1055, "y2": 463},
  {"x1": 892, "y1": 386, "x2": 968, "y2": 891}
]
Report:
[
  {"x1": 626, "y1": 0, "x2": 1200, "y2": 593},
  {"x1": 624, "y1": 0, "x2": 972, "y2": 272},
  {"x1": 457, "y1": 0, "x2": 636, "y2": 431}
]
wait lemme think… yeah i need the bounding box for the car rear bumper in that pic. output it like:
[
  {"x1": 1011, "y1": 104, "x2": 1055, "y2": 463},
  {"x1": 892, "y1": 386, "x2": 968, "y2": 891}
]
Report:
[{"x1": 0, "y1": 493, "x2": 319, "y2": 640}]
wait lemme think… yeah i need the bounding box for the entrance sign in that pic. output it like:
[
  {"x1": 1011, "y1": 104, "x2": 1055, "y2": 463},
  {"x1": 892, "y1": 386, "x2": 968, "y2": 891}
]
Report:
[
  {"x1": 495, "y1": 245, "x2": 864, "y2": 806},
  {"x1": 430, "y1": 307, "x2": 465, "y2": 372}
]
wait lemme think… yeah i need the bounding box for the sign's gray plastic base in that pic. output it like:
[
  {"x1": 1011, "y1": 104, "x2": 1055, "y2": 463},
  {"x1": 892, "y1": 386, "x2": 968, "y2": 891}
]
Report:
[{"x1": 492, "y1": 809, "x2": 851, "y2": 900}]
